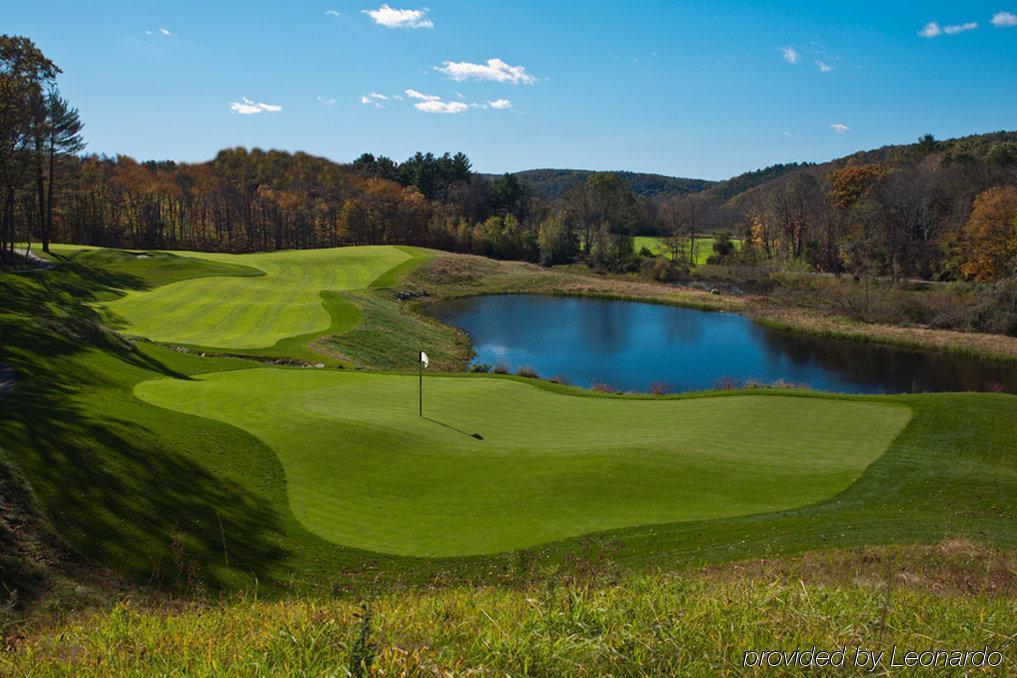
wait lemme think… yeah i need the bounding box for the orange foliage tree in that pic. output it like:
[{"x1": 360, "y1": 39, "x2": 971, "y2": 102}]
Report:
[{"x1": 959, "y1": 186, "x2": 1017, "y2": 282}]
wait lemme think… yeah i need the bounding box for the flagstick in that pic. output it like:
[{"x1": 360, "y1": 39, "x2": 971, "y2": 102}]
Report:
[{"x1": 419, "y1": 351, "x2": 423, "y2": 418}]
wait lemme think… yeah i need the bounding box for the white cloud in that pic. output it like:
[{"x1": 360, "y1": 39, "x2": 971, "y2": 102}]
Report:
[
  {"x1": 402, "y1": 89, "x2": 469, "y2": 113},
  {"x1": 415, "y1": 99, "x2": 469, "y2": 114},
  {"x1": 360, "y1": 92, "x2": 390, "y2": 107},
  {"x1": 778, "y1": 46, "x2": 800, "y2": 64},
  {"x1": 363, "y1": 5, "x2": 433, "y2": 29},
  {"x1": 815, "y1": 60, "x2": 833, "y2": 72},
  {"x1": 436, "y1": 58, "x2": 536, "y2": 84},
  {"x1": 405, "y1": 88, "x2": 439, "y2": 101},
  {"x1": 229, "y1": 98, "x2": 282, "y2": 115},
  {"x1": 920, "y1": 20, "x2": 979, "y2": 37},
  {"x1": 488, "y1": 98, "x2": 512, "y2": 110},
  {"x1": 325, "y1": 9, "x2": 340, "y2": 17},
  {"x1": 944, "y1": 21, "x2": 978, "y2": 34},
  {"x1": 318, "y1": 96, "x2": 337, "y2": 107},
  {"x1": 992, "y1": 11, "x2": 1017, "y2": 27},
  {"x1": 145, "y1": 27, "x2": 173, "y2": 37},
  {"x1": 830, "y1": 123, "x2": 851, "y2": 134}
]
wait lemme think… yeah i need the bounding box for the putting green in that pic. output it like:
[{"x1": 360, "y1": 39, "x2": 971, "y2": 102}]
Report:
[
  {"x1": 103, "y1": 246, "x2": 411, "y2": 349},
  {"x1": 136, "y1": 370, "x2": 912, "y2": 556}
]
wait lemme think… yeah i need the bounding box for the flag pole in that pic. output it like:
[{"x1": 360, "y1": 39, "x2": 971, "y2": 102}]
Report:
[{"x1": 419, "y1": 350, "x2": 423, "y2": 418}]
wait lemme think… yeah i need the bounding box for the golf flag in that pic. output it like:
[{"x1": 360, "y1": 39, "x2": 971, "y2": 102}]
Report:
[{"x1": 420, "y1": 351, "x2": 429, "y2": 369}]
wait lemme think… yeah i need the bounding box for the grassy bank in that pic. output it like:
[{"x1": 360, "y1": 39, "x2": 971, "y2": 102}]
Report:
[{"x1": 4, "y1": 543, "x2": 1014, "y2": 676}]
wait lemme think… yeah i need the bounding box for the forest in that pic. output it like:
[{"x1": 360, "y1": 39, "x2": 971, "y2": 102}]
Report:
[{"x1": 3, "y1": 35, "x2": 1017, "y2": 286}]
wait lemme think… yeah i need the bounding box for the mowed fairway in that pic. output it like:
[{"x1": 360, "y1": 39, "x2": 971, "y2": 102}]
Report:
[
  {"x1": 136, "y1": 370, "x2": 912, "y2": 557},
  {"x1": 103, "y1": 246, "x2": 411, "y2": 349}
]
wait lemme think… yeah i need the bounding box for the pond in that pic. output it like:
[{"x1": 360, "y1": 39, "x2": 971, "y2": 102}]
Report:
[{"x1": 425, "y1": 295, "x2": 1017, "y2": 394}]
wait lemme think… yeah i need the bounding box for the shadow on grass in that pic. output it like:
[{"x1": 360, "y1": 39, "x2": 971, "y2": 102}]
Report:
[
  {"x1": 423, "y1": 416, "x2": 484, "y2": 440},
  {"x1": 0, "y1": 268, "x2": 291, "y2": 603}
]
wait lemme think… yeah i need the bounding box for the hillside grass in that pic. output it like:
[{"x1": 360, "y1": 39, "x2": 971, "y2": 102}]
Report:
[
  {"x1": 135, "y1": 369, "x2": 910, "y2": 556},
  {"x1": 4, "y1": 544, "x2": 1014, "y2": 676},
  {"x1": 1, "y1": 245, "x2": 1015, "y2": 600}
]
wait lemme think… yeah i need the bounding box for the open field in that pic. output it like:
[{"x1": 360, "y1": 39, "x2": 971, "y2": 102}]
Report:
[
  {"x1": 633, "y1": 235, "x2": 740, "y2": 265},
  {"x1": 136, "y1": 369, "x2": 910, "y2": 556}
]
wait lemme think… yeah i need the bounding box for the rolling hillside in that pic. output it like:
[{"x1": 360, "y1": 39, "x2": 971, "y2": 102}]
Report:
[{"x1": 488, "y1": 169, "x2": 715, "y2": 199}]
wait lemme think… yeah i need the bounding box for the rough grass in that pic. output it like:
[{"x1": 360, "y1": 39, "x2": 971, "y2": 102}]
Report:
[
  {"x1": 754, "y1": 304, "x2": 1017, "y2": 364},
  {"x1": 134, "y1": 370, "x2": 911, "y2": 556},
  {"x1": 408, "y1": 253, "x2": 743, "y2": 312},
  {"x1": 4, "y1": 544, "x2": 1014, "y2": 676},
  {"x1": 322, "y1": 289, "x2": 471, "y2": 371}
]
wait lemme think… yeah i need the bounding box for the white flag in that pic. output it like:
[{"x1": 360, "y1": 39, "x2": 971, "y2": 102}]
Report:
[{"x1": 420, "y1": 351, "x2": 429, "y2": 369}]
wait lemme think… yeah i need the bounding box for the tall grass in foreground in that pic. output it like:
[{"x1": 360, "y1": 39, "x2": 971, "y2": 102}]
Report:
[{"x1": 5, "y1": 545, "x2": 1015, "y2": 676}]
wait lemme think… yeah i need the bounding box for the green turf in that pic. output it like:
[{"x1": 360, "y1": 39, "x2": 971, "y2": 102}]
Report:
[
  {"x1": 98, "y1": 246, "x2": 412, "y2": 349},
  {"x1": 3, "y1": 244, "x2": 1016, "y2": 598},
  {"x1": 633, "y1": 236, "x2": 740, "y2": 265},
  {"x1": 135, "y1": 369, "x2": 911, "y2": 556}
]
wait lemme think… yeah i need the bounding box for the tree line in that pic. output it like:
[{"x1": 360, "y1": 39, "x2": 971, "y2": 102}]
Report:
[{"x1": 3, "y1": 34, "x2": 1017, "y2": 284}]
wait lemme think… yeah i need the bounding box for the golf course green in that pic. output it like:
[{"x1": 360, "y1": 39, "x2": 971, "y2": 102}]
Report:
[
  {"x1": 136, "y1": 369, "x2": 911, "y2": 556},
  {"x1": 5, "y1": 244, "x2": 1015, "y2": 595},
  {"x1": 101, "y1": 246, "x2": 412, "y2": 349}
]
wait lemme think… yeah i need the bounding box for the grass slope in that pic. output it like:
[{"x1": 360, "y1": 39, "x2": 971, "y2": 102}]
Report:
[
  {"x1": 136, "y1": 369, "x2": 911, "y2": 556},
  {"x1": 99, "y1": 246, "x2": 412, "y2": 349},
  {"x1": 5, "y1": 545, "x2": 1014, "y2": 675}
]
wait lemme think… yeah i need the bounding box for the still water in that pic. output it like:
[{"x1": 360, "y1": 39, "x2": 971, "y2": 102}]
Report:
[{"x1": 425, "y1": 295, "x2": 1017, "y2": 394}]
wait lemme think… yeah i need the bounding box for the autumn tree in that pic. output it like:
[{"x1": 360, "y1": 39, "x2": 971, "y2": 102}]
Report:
[
  {"x1": 959, "y1": 185, "x2": 1017, "y2": 282},
  {"x1": 0, "y1": 35, "x2": 58, "y2": 262}
]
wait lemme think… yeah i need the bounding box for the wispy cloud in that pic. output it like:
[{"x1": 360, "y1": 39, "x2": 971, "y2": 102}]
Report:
[
  {"x1": 318, "y1": 96, "x2": 337, "y2": 107},
  {"x1": 360, "y1": 92, "x2": 391, "y2": 108},
  {"x1": 815, "y1": 60, "x2": 833, "y2": 73},
  {"x1": 992, "y1": 11, "x2": 1017, "y2": 27},
  {"x1": 399, "y1": 89, "x2": 509, "y2": 114},
  {"x1": 830, "y1": 123, "x2": 851, "y2": 134},
  {"x1": 363, "y1": 5, "x2": 433, "y2": 29},
  {"x1": 145, "y1": 27, "x2": 173, "y2": 37},
  {"x1": 405, "y1": 89, "x2": 438, "y2": 102},
  {"x1": 920, "y1": 20, "x2": 979, "y2": 37},
  {"x1": 436, "y1": 58, "x2": 536, "y2": 84},
  {"x1": 229, "y1": 99, "x2": 282, "y2": 115},
  {"x1": 416, "y1": 99, "x2": 469, "y2": 114},
  {"x1": 778, "y1": 46, "x2": 800, "y2": 64},
  {"x1": 944, "y1": 21, "x2": 979, "y2": 34},
  {"x1": 325, "y1": 9, "x2": 340, "y2": 17}
]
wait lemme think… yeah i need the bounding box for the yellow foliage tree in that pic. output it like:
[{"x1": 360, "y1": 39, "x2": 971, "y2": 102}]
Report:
[{"x1": 960, "y1": 186, "x2": 1017, "y2": 282}]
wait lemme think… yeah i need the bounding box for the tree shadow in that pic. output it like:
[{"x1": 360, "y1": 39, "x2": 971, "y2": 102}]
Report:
[{"x1": 1, "y1": 270, "x2": 293, "y2": 602}]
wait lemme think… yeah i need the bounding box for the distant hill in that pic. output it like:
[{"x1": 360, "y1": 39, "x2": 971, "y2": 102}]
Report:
[
  {"x1": 701, "y1": 162, "x2": 813, "y2": 203},
  {"x1": 484, "y1": 169, "x2": 715, "y2": 200}
]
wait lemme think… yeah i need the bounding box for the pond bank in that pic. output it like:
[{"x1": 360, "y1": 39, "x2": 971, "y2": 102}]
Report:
[{"x1": 402, "y1": 254, "x2": 1017, "y2": 369}]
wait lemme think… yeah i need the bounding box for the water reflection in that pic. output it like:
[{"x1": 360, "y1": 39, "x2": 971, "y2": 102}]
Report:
[{"x1": 425, "y1": 295, "x2": 1017, "y2": 394}]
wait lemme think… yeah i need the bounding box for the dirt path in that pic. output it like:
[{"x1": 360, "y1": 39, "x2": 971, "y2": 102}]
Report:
[{"x1": 13, "y1": 248, "x2": 55, "y2": 270}]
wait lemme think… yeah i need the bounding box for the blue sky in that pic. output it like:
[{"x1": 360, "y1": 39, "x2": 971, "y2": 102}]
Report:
[{"x1": 5, "y1": 1, "x2": 1017, "y2": 179}]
